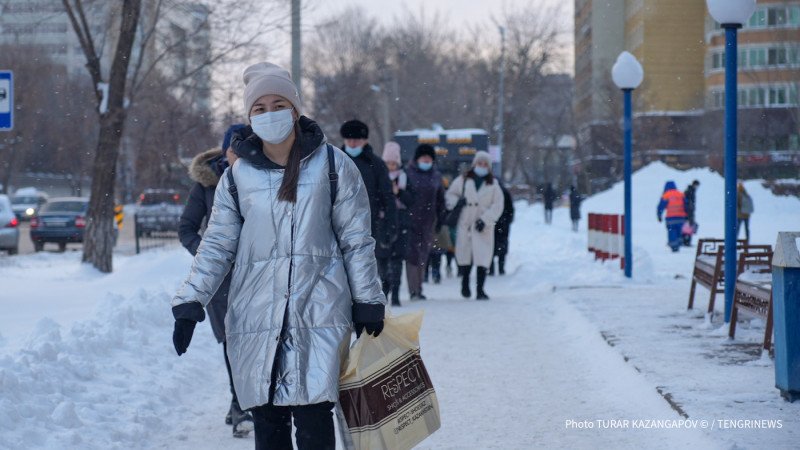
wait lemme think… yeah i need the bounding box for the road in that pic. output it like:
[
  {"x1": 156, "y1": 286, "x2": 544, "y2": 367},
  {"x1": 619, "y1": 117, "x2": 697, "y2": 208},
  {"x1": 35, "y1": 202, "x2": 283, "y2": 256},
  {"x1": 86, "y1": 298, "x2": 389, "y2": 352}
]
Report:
[{"x1": 10, "y1": 217, "x2": 138, "y2": 256}]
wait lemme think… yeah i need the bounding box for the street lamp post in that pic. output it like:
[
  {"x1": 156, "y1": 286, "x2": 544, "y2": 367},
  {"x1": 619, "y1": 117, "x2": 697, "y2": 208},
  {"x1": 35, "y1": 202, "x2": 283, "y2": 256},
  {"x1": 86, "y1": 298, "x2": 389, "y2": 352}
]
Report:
[
  {"x1": 612, "y1": 51, "x2": 644, "y2": 279},
  {"x1": 706, "y1": 0, "x2": 756, "y2": 323}
]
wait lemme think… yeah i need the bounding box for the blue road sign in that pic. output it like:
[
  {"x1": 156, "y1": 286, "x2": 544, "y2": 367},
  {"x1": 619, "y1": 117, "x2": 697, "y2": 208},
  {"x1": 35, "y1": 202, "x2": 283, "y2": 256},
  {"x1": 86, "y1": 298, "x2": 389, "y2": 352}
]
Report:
[{"x1": 0, "y1": 71, "x2": 13, "y2": 131}]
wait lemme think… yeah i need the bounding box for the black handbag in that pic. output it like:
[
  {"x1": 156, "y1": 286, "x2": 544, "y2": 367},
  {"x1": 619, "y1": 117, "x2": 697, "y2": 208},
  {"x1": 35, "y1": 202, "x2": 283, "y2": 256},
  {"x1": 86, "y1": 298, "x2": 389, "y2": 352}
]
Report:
[{"x1": 444, "y1": 178, "x2": 467, "y2": 228}]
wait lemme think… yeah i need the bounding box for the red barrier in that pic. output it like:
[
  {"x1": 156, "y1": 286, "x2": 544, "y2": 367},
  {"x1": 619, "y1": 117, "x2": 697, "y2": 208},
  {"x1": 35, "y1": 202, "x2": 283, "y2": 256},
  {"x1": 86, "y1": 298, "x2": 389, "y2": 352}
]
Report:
[{"x1": 587, "y1": 213, "x2": 625, "y2": 270}]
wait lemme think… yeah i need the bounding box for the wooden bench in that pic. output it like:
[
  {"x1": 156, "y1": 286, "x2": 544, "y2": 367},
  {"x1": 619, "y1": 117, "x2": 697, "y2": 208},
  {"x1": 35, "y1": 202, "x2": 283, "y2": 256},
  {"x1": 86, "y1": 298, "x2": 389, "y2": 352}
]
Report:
[
  {"x1": 729, "y1": 247, "x2": 774, "y2": 351},
  {"x1": 687, "y1": 238, "x2": 768, "y2": 317}
]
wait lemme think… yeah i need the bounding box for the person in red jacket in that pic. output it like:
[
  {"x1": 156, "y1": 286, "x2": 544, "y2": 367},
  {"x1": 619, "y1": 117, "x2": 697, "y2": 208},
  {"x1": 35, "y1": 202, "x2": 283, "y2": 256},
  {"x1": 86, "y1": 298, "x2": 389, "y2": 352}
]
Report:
[{"x1": 657, "y1": 180, "x2": 687, "y2": 252}]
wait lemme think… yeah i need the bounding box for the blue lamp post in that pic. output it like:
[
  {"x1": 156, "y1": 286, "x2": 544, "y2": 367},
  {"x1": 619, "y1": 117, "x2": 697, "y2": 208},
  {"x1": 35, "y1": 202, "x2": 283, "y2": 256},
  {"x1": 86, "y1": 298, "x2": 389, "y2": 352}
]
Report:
[
  {"x1": 612, "y1": 51, "x2": 644, "y2": 278},
  {"x1": 706, "y1": 0, "x2": 756, "y2": 322}
]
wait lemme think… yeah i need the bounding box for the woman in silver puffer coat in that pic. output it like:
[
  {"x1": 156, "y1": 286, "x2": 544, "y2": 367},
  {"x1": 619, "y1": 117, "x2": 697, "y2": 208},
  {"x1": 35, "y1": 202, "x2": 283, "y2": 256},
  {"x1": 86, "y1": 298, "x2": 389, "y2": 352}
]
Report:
[{"x1": 170, "y1": 62, "x2": 386, "y2": 450}]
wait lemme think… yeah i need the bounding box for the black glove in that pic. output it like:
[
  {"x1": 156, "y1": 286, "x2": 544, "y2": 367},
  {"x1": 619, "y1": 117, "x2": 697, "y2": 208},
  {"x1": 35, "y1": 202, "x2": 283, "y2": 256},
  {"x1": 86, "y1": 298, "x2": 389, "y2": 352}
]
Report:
[
  {"x1": 172, "y1": 302, "x2": 206, "y2": 356},
  {"x1": 352, "y1": 302, "x2": 385, "y2": 339},
  {"x1": 475, "y1": 219, "x2": 486, "y2": 232},
  {"x1": 657, "y1": 215, "x2": 663, "y2": 223},
  {"x1": 355, "y1": 321, "x2": 384, "y2": 338}
]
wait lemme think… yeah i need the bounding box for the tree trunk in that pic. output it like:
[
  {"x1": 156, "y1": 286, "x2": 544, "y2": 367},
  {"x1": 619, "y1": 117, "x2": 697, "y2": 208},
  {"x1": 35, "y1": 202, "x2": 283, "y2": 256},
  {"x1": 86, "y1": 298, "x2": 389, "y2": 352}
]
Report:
[
  {"x1": 82, "y1": 112, "x2": 126, "y2": 272},
  {"x1": 78, "y1": 0, "x2": 142, "y2": 273}
]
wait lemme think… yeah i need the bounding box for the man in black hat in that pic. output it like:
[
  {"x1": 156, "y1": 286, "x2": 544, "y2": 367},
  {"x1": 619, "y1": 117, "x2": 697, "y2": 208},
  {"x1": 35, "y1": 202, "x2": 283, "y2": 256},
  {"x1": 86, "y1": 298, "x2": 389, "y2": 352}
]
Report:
[{"x1": 340, "y1": 120, "x2": 398, "y2": 267}]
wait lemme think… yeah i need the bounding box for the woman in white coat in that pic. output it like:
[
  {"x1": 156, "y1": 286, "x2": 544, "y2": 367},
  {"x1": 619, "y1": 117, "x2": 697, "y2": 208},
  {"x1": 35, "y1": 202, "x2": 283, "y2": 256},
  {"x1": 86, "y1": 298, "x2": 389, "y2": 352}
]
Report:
[{"x1": 446, "y1": 151, "x2": 504, "y2": 300}]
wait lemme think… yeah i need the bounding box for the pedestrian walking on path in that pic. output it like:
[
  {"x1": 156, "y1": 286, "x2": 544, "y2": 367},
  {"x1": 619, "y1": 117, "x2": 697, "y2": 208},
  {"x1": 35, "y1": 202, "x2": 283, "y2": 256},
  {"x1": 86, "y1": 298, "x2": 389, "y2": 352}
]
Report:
[
  {"x1": 569, "y1": 185, "x2": 582, "y2": 232},
  {"x1": 171, "y1": 62, "x2": 385, "y2": 450},
  {"x1": 380, "y1": 141, "x2": 412, "y2": 306},
  {"x1": 489, "y1": 182, "x2": 514, "y2": 275},
  {"x1": 543, "y1": 183, "x2": 556, "y2": 224},
  {"x1": 446, "y1": 151, "x2": 504, "y2": 300},
  {"x1": 178, "y1": 123, "x2": 254, "y2": 437},
  {"x1": 682, "y1": 180, "x2": 700, "y2": 246},
  {"x1": 405, "y1": 144, "x2": 446, "y2": 300},
  {"x1": 737, "y1": 182, "x2": 754, "y2": 243},
  {"x1": 657, "y1": 180, "x2": 687, "y2": 252}
]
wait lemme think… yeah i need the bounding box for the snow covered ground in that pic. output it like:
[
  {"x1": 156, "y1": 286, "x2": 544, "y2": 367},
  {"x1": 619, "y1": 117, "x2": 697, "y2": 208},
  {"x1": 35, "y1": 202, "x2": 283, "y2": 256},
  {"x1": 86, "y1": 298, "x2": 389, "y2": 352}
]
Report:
[{"x1": 0, "y1": 162, "x2": 798, "y2": 449}]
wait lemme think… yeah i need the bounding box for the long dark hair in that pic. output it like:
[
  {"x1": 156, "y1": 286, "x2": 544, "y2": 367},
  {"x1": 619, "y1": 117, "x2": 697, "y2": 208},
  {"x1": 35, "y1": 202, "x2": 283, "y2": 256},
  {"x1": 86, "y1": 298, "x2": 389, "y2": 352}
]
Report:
[{"x1": 277, "y1": 122, "x2": 303, "y2": 203}]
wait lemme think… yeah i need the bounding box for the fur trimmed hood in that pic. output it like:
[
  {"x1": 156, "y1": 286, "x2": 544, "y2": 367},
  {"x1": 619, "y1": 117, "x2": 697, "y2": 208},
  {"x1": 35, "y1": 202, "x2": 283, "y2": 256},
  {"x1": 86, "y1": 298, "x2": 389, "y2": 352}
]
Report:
[{"x1": 188, "y1": 148, "x2": 223, "y2": 187}]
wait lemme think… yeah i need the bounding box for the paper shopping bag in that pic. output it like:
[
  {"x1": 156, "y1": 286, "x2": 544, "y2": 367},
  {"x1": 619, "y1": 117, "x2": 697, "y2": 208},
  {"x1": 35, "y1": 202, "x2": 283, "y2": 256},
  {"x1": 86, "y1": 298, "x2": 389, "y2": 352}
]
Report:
[{"x1": 339, "y1": 311, "x2": 440, "y2": 450}]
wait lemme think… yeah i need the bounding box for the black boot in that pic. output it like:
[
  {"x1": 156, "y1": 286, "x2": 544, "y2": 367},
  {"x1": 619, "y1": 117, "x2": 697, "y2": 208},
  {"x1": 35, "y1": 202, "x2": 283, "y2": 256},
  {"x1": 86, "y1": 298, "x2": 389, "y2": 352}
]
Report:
[
  {"x1": 391, "y1": 288, "x2": 401, "y2": 306},
  {"x1": 460, "y1": 267, "x2": 471, "y2": 298},
  {"x1": 230, "y1": 399, "x2": 254, "y2": 438},
  {"x1": 488, "y1": 260, "x2": 495, "y2": 276},
  {"x1": 498, "y1": 256, "x2": 506, "y2": 276},
  {"x1": 476, "y1": 267, "x2": 489, "y2": 300}
]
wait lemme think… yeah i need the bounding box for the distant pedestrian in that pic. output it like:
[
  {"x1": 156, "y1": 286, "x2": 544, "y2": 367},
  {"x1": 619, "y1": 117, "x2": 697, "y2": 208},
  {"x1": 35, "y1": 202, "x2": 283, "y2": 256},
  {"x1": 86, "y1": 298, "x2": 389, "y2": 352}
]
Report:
[
  {"x1": 569, "y1": 185, "x2": 582, "y2": 232},
  {"x1": 682, "y1": 180, "x2": 700, "y2": 246},
  {"x1": 428, "y1": 223, "x2": 453, "y2": 283},
  {"x1": 489, "y1": 182, "x2": 514, "y2": 276},
  {"x1": 380, "y1": 141, "x2": 413, "y2": 306},
  {"x1": 737, "y1": 182, "x2": 753, "y2": 243},
  {"x1": 178, "y1": 123, "x2": 253, "y2": 437},
  {"x1": 657, "y1": 180, "x2": 687, "y2": 252},
  {"x1": 447, "y1": 151, "x2": 504, "y2": 300},
  {"x1": 340, "y1": 119, "x2": 398, "y2": 261},
  {"x1": 544, "y1": 183, "x2": 556, "y2": 224},
  {"x1": 405, "y1": 144, "x2": 446, "y2": 300}
]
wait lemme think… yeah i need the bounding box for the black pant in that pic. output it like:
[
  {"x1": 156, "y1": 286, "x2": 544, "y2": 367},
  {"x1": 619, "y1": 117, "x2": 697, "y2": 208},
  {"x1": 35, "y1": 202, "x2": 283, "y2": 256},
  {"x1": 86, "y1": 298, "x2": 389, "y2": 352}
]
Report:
[
  {"x1": 223, "y1": 341, "x2": 237, "y2": 404},
  {"x1": 251, "y1": 402, "x2": 335, "y2": 450},
  {"x1": 377, "y1": 257, "x2": 403, "y2": 302},
  {"x1": 545, "y1": 208, "x2": 553, "y2": 224},
  {"x1": 737, "y1": 218, "x2": 750, "y2": 242}
]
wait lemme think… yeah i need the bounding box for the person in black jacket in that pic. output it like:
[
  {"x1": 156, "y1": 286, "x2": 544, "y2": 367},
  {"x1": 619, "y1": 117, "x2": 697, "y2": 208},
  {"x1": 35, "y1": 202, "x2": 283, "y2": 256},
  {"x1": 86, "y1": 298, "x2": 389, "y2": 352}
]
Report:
[
  {"x1": 178, "y1": 123, "x2": 253, "y2": 437},
  {"x1": 682, "y1": 180, "x2": 700, "y2": 246},
  {"x1": 380, "y1": 141, "x2": 413, "y2": 306},
  {"x1": 569, "y1": 185, "x2": 582, "y2": 232},
  {"x1": 489, "y1": 183, "x2": 514, "y2": 275},
  {"x1": 544, "y1": 183, "x2": 556, "y2": 224},
  {"x1": 340, "y1": 120, "x2": 398, "y2": 260}
]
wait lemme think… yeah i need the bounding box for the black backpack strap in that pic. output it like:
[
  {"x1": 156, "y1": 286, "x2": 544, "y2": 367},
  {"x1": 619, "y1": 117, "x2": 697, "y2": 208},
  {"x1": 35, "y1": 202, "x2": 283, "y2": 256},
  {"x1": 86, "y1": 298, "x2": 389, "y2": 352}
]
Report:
[
  {"x1": 226, "y1": 168, "x2": 243, "y2": 222},
  {"x1": 327, "y1": 144, "x2": 338, "y2": 206}
]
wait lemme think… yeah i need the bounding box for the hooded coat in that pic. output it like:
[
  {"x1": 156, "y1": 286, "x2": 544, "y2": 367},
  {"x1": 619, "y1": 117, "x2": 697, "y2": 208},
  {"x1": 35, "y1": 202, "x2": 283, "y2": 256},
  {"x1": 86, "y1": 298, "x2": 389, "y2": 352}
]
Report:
[
  {"x1": 177, "y1": 148, "x2": 231, "y2": 344},
  {"x1": 172, "y1": 117, "x2": 385, "y2": 410},
  {"x1": 446, "y1": 173, "x2": 504, "y2": 267},
  {"x1": 404, "y1": 162, "x2": 446, "y2": 266}
]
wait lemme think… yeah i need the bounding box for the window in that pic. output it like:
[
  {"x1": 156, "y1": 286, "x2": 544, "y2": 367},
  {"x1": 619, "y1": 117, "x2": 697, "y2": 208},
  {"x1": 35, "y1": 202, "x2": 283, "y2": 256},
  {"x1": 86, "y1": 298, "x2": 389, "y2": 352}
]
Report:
[
  {"x1": 748, "y1": 88, "x2": 765, "y2": 106},
  {"x1": 768, "y1": 48, "x2": 788, "y2": 65},
  {"x1": 791, "y1": 6, "x2": 800, "y2": 26},
  {"x1": 749, "y1": 48, "x2": 766, "y2": 67},
  {"x1": 769, "y1": 87, "x2": 787, "y2": 106},
  {"x1": 748, "y1": 9, "x2": 767, "y2": 28},
  {"x1": 768, "y1": 8, "x2": 788, "y2": 26}
]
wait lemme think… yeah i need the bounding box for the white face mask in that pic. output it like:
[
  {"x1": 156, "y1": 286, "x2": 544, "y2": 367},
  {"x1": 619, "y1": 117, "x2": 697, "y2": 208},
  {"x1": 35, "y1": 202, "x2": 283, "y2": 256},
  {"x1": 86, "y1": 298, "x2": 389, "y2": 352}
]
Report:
[
  {"x1": 345, "y1": 146, "x2": 363, "y2": 158},
  {"x1": 250, "y1": 109, "x2": 294, "y2": 144},
  {"x1": 474, "y1": 166, "x2": 489, "y2": 177}
]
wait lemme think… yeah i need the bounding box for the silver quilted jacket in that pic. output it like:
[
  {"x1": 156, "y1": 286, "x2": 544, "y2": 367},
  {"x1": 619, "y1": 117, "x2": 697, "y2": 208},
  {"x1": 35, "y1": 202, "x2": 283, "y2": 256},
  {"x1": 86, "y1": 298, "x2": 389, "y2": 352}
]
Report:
[{"x1": 172, "y1": 118, "x2": 386, "y2": 409}]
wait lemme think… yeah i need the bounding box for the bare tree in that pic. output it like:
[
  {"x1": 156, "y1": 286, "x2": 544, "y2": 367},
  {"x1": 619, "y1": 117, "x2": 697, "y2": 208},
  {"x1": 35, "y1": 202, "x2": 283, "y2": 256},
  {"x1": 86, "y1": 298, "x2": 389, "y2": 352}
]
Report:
[{"x1": 61, "y1": 0, "x2": 286, "y2": 272}]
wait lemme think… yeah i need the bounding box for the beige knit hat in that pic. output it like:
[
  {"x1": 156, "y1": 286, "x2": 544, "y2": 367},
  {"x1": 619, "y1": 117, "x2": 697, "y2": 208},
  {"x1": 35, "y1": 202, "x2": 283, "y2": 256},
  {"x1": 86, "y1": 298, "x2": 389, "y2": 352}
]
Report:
[
  {"x1": 242, "y1": 62, "x2": 302, "y2": 117},
  {"x1": 472, "y1": 150, "x2": 492, "y2": 166}
]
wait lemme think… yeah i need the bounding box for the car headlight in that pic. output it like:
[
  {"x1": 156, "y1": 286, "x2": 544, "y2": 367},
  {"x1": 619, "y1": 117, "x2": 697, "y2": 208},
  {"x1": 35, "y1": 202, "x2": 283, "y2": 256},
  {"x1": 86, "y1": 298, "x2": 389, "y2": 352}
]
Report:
[{"x1": 25, "y1": 208, "x2": 34, "y2": 216}]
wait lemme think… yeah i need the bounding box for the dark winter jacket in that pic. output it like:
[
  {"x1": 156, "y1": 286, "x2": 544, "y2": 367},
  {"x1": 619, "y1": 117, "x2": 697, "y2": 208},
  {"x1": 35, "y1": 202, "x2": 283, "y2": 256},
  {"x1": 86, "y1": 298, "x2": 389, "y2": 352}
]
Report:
[
  {"x1": 178, "y1": 147, "x2": 231, "y2": 344},
  {"x1": 386, "y1": 169, "x2": 414, "y2": 259},
  {"x1": 494, "y1": 184, "x2": 514, "y2": 257},
  {"x1": 569, "y1": 188, "x2": 582, "y2": 221},
  {"x1": 544, "y1": 184, "x2": 556, "y2": 210},
  {"x1": 405, "y1": 162, "x2": 446, "y2": 266},
  {"x1": 345, "y1": 144, "x2": 398, "y2": 259},
  {"x1": 684, "y1": 185, "x2": 697, "y2": 222}
]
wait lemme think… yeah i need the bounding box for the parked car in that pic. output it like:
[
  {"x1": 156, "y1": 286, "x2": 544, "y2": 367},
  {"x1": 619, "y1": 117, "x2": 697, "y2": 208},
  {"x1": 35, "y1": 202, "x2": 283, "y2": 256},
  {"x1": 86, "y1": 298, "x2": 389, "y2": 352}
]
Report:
[
  {"x1": 0, "y1": 194, "x2": 20, "y2": 254},
  {"x1": 135, "y1": 189, "x2": 183, "y2": 236},
  {"x1": 11, "y1": 190, "x2": 48, "y2": 221},
  {"x1": 30, "y1": 197, "x2": 117, "y2": 252}
]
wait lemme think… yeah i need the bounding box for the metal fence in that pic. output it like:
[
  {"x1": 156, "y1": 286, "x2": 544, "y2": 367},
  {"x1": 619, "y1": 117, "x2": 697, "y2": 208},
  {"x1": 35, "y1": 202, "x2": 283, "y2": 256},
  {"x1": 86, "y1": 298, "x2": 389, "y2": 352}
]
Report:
[{"x1": 133, "y1": 213, "x2": 181, "y2": 254}]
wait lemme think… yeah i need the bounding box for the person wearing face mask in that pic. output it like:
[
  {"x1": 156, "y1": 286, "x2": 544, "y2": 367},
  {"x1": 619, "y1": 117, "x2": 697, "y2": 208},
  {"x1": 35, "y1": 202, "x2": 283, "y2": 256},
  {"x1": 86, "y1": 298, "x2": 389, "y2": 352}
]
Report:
[
  {"x1": 446, "y1": 151, "x2": 504, "y2": 300},
  {"x1": 339, "y1": 120, "x2": 398, "y2": 265},
  {"x1": 405, "y1": 144, "x2": 446, "y2": 300},
  {"x1": 177, "y1": 123, "x2": 253, "y2": 437},
  {"x1": 379, "y1": 141, "x2": 413, "y2": 306},
  {"x1": 170, "y1": 62, "x2": 386, "y2": 450}
]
